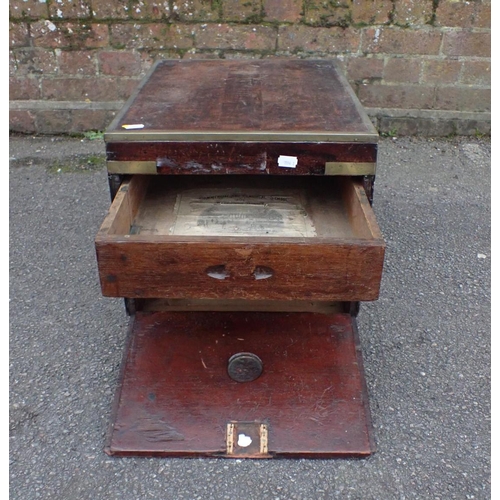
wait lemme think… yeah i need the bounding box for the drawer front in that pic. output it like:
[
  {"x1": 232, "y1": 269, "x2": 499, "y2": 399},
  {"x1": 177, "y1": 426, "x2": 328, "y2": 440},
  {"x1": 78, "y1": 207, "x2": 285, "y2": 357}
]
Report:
[
  {"x1": 95, "y1": 175, "x2": 385, "y2": 301},
  {"x1": 96, "y1": 239, "x2": 384, "y2": 301}
]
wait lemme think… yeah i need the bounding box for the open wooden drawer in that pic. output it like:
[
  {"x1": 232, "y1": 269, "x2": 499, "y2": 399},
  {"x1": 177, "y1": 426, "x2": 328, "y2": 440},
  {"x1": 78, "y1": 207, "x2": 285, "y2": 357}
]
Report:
[{"x1": 95, "y1": 175, "x2": 385, "y2": 301}]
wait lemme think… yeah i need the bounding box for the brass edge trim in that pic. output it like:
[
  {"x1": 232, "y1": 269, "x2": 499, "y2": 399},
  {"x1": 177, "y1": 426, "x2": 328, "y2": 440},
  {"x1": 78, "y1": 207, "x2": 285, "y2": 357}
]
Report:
[
  {"x1": 260, "y1": 424, "x2": 269, "y2": 454},
  {"x1": 226, "y1": 423, "x2": 235, "y2": 455},
  {"x1": 333, "y1": 65, "x2": 379, "y2": 136},
  {"x1": 107, "y1": 161, "x2": 157, "y2": 174},
  {"x1": 324, "y1": 162, "x2": 376, "y2": 176},
  {"x1": 103, "y1": 131, "x2": 379, "y2": 143}
]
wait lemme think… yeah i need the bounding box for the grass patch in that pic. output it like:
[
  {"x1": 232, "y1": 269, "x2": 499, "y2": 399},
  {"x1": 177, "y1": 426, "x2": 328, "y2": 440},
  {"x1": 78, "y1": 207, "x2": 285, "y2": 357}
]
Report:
[
  {"x1": 82, "y1": 130, "x2": 104, "y2": 141},
  {"x1": 46, "y1": 154, "x2": 106, "y2": 174},
  {"x1": 380, "y1": 128, "x2": 398, "y2": 138}
]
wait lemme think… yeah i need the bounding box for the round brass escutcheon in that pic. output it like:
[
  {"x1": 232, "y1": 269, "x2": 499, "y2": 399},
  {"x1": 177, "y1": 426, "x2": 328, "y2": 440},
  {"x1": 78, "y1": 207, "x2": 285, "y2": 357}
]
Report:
[{"x1": 227, "y1": 352, "x2": 263, "y2": 383}]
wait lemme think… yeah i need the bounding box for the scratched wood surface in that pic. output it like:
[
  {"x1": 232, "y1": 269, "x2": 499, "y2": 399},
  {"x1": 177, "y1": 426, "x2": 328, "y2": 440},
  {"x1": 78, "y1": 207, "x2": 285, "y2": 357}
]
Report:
[
  {"x1": 108, "y1": 59, "x2": 376, "y2": 136},
  {"x1": 95, "y1": 176, "x2": 385, "y2": 301},
  {"x1": 105, "y1": 311, "x2": 375, "y2": 457},
  {"x1": 106, "y1": 142, "x2": 377, "y2": 175},
  {"x1": 105, "y1": 59, "x2": 377, "y2": 172}
]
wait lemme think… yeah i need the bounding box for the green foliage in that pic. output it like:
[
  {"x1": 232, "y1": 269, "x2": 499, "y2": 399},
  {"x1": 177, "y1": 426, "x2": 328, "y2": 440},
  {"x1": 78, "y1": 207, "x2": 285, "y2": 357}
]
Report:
[
  {"x1": 83, "y1": 130, "x2": 104, "y2": 141},
  {"x1": 380, "y1": 127, "x2": 398, "y2": 138}
]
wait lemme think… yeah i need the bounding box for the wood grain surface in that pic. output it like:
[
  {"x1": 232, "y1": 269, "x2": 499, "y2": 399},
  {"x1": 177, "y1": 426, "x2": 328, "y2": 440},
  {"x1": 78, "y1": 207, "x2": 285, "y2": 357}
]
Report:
[
  {"x1": 106, "y1": 141, "x2": 377, "y2": 175},
  {"x1": 106, "y1": 59, "x2": 377, "y2": 137},
  {"x1": 95, "y1": 176, "x2": 385, "y2": 301},
  {"x1": 105, "y1": 311, "x2": 375, "y2": 457}
]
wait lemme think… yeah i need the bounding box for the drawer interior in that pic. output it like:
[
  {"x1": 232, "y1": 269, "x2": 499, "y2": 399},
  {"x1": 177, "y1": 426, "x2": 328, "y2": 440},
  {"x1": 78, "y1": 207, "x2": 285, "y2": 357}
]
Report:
[{"x1": 100, "y1": 175, "x2": 382, "y2": 243}]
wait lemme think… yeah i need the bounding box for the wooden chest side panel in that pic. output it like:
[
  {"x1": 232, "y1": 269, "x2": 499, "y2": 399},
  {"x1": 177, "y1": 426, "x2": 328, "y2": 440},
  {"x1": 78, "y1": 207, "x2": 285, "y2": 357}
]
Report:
[{"x1": 95, "y1": 239, "x2": 385, "y2": 301}]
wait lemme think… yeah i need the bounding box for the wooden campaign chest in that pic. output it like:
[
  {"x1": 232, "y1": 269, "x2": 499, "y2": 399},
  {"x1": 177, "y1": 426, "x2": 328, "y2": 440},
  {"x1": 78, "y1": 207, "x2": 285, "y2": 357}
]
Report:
[{"x1": 95, "y1": 59, "x2": 385, "y2": 458}]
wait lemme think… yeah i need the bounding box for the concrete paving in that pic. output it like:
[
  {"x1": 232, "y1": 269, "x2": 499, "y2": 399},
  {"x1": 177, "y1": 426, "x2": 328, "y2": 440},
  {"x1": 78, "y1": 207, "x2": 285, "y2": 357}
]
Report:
[{"x1": 9, "y1": 134, "x2": 490, "y2": 499}]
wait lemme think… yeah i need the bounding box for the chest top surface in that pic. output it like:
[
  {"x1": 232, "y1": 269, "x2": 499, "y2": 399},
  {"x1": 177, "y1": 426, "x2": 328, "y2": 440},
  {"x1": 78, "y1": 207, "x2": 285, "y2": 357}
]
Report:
[{"x1": 105, "y1": 59, "x2": 377, "y2": 143}]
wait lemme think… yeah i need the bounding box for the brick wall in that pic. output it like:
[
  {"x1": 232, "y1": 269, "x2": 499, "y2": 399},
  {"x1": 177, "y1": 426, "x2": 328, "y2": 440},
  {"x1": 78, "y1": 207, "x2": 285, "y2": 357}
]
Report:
[{"x1": 9, "y1": 0, "x2": 490, "y2": 136}]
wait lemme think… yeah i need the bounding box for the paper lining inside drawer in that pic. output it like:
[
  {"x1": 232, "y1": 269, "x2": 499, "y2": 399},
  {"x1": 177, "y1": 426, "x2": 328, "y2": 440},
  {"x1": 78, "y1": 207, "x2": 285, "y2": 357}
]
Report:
[{"x1": 169, "y1": 189, "x2": 317, "y2": 237}]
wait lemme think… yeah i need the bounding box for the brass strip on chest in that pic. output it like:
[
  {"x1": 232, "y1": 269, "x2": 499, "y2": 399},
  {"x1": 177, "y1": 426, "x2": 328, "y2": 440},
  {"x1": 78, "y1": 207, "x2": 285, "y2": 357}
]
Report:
[
  {"x1": 324, "y1": 162, "x2": 376, "y2": 176},
  {"x1": 107, "y1": 161, "x2": 157, "y2": 174},
  {"x1": 107, "y1": 160, "x2": 377, "y2": 176}
]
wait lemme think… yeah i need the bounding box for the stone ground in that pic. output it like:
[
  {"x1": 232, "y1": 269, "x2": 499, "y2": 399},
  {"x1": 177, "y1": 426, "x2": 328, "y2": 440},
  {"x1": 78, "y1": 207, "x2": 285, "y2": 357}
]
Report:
[{"x1": 9, "y1": 134, "x2": 490, "y2": 499}]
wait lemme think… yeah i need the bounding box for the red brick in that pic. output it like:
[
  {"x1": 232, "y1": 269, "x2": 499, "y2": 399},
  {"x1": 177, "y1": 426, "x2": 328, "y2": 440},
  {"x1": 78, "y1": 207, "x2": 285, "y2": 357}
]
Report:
[
  {"x1": 34, "y1": 110, "x2": 72, "y2": 134},
  {"x1": 357, "y1": 83, "x2": 435, "y2": 109},
  {"x1": 58, "y1": 50, "x2": 97, "y2": 75},
  {"x1": 48, "y1": 0, "x2": 91, "y2": 19},
  {"x1": 383, "y1": 57, "x2": 421, "y2": 83},
  {"x1": 31, "y1": 20, "x2": 73, "y2": 49},
  {"x1": 82, "y1": 24, "x2": 109, "y2": 48},
  {"x1": 475, "y1": 3, "x2": 492, "y2": 29},
  {"x1": 442, "y1": 31, "x2": 490, "y2": 57},
  {"x1": 111, "y1": 23, "x2": 194, "y2": 50},
  {"x1": 434, "y1": 86, "x2": 490, "y2": 112},
  {"x1": 346, "y1": 56, "x2": 384, "y2": 81},
  {"x1": 421, "y1": 59, "x2": 462, "y2": 84},
  {"x1": 223, "y1": 0, "x2": 262, "y2": 22},
  {"x1": 263, "y1": 0, "x2": 302, "y2": 22},
  {"x1": 12, "y1": 48, "x2": 58, "y2": 75},
  {"x1": 92, "y1": 0, "x2": 130, "y2": 20},
  {"x1": 351, "y1": 0, "x2": 393, "y2": 25},
  {"x1": 10, "y1": 0, "x2": 48, "y2": 19},
  {"x1": 98, "y1": 51, "x2": 142, "y2": 76},
  {"x1": 304, "y1": 1, "x2": 350, "y2": 27},
  {"x1": 278, "y1": 26, "x2": 360, "y2": 53},
  {"x1": 436, "y1": 0, "x2": 491, "y2": 29},
  {"x1": 31, "y1": 21, "x2": 109, "y2": 49},
  {"x1": 10, "y1": 50, "x2": 17, "y2": 76},
  {"x1": 10, "y1": 76, "x2": 41, "y2": 100},
  {"x1": 460, "y1": 60, "x2": 491, "y2": 86},
  {"x1": 41, "y1": 76, "x2": 140, "y2": 101},
  {"x1": 172, "y1": 0, "x2": 220, "y2": 21},
  {"x1": 138, "y1": 51, "x2": 179, "y2": 70},
  {"x1": 130, "y1": 0, "x2": 171, "y2": 20},
  {"x1": 362, "y1": 27, "x2": 442, "y2": 55},
  {"x1": 393, "y1": 0, "x2": 433, "y2": 26},
  {"x1": 69, "y1": 109, "x2": 117, "y2": 133},
  {"x1": 195, "y1": 24, "x2": 276, "y2": 51},
  {"x1": 10, "y1": 22, "x2": 30, "y2": 48},
  {"x1": 9, "y1": 110, "x2": 36, "y2": 134}
]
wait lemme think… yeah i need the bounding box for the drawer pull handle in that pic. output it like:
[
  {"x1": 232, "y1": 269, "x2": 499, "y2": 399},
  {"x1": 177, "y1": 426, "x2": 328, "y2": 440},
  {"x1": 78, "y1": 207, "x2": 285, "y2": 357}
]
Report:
[
  {"x1": 206, "y1": 265, "x2": 230, "y2": 280},
  {"x1": 206, "y1": 265, "x2": 274, "y2": 280},
  {"x1": 253, "y1": 266, "x2": 274, "y2": 280}
]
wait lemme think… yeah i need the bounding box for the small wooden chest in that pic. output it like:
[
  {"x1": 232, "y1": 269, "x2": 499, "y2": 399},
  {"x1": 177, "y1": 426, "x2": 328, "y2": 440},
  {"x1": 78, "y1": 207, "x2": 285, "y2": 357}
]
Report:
[{"x1": 96, "y1": 59, "x2": 385, "y2": 458}]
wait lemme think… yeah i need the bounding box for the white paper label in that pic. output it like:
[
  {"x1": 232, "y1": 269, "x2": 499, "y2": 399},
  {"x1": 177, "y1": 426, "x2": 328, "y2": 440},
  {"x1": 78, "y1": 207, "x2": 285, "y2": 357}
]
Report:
[
  {"x1": 278, "y1": 155, "x2": 298, "y2": 168},
  {"x1": 121, "y1": 124, "x2": 145, "y2": 130},
  {"x1": 238, "y1": 434, "x2": 252, "y2": 447}
]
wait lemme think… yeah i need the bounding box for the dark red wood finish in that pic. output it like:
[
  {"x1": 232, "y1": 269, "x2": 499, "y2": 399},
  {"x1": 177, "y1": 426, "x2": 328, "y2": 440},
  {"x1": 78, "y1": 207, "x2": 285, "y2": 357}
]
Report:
[
  {"x1": 99, "y1": 59, "x2": 383, "y2": 459},
  {"x1": 96, "y1": 239, "x2": 385, "y2": 301},
  {"x1": 95, "y1": 176, "x2": 385, "y2": 302},
  {"x1": 106, "y1": 311, "x2": 375, "y2": 457},
  {"x1": 106, "y1": 141, "x2": 377, "y2": 175},
  {"x1": 107, "y1": 59, "x2": 377, "y2": 136}
]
